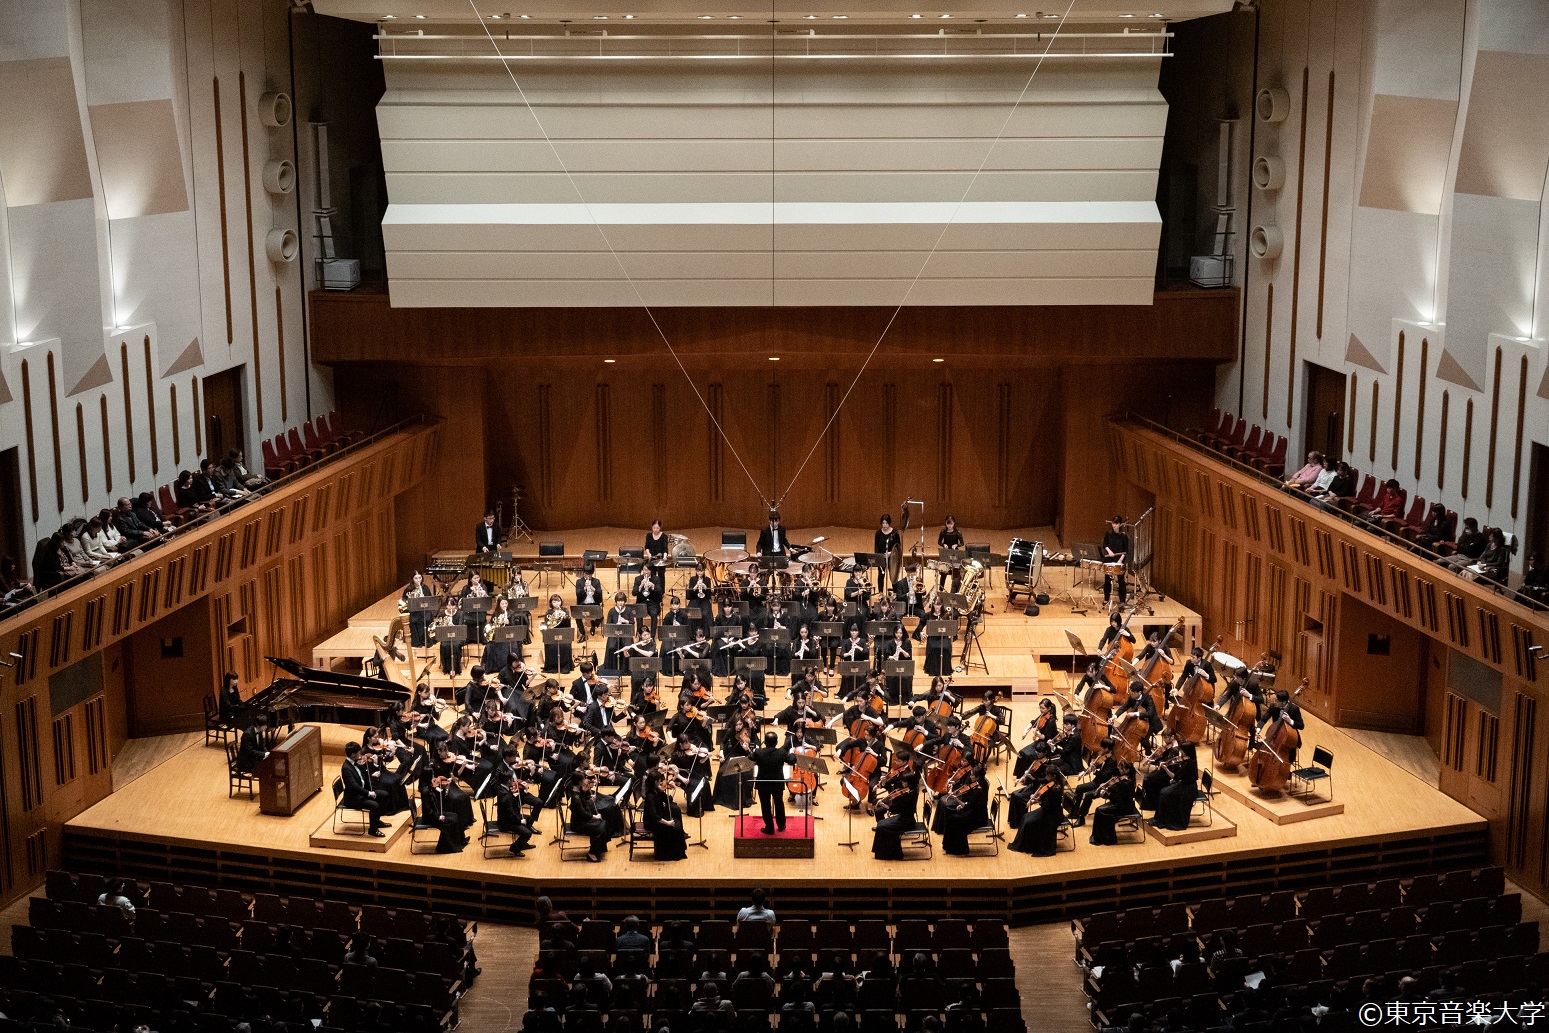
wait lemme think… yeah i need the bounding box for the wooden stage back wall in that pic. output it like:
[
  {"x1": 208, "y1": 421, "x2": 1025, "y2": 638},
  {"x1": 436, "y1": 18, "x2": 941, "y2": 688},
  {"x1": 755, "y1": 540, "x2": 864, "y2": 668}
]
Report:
[{"x1": 311, "y1": 288, "x2": 1237, "y2": 560}]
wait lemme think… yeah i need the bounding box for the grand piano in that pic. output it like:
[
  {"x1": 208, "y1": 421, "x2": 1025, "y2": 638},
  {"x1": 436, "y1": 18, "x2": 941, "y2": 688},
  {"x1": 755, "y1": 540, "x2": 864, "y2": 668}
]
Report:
[{"x1": 246, "y1": 657, "x2": 409, "y2": 729}]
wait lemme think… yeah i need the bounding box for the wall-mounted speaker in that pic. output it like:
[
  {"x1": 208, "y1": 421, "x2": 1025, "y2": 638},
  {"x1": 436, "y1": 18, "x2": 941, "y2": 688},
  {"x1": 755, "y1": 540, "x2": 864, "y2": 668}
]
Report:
[
  {"x1": 258, "y1": 91, "x2": 292, "y2": 128},
  {"x1": 262, "y1": 159, "x2": 295, "y2": 195},
  {"x1": 265, "y1": 228, "x2": 299, "y2": 263},
  {"x1": 1256, "y1": 86, "x2": 1290, "y2": 124},
  {"x1": 1252, "y1": 155, "x2": 1286, "y2": 191},
  {"x1": 1250, "y1": 225, "x2": 1284, "y2": 260}
]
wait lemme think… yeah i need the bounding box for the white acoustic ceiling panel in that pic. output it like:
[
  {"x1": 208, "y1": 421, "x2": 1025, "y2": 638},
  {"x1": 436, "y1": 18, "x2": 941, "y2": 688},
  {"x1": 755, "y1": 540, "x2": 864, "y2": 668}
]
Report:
[{"x1": 371, "y1": 29, "x2": 1175, "y2": 307}]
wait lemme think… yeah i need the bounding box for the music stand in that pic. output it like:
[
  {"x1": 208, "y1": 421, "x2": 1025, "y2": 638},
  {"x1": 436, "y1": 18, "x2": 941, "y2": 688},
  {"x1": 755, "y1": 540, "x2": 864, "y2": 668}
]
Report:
[
  {"x1": 791, "y1": 659, "x2": 823, "y2": 682},
  {"x1": 431, "y1": 624, "x2": 467, "y2": 683},
  {"x1": 406, "y1": 596, "x2": 438, "y2": 673},
  {"x1": 511, "y1": 595, "x2": 540, "y2": 613},
  {"x1": 942, "y1": 594, "x2": 969, "y2": 612},
  {"x1": 460, "y1": 596, "x2": 494, "y2": 652},
  {"x1": 658, "y1": 626, "x2": 688, "y2": 670},
  {"x1": 865, "y1": 620, "x2": 901, "y2": 640},
  {"x1": 721, "y1": 755, "x2": 756, "y2": 826},
  {"x1": 758, "y1": 628, "x2": 790, "y2": 675},
  {"x1": 602, "y1": 622, "x2": 634, "y2": 644},
  {"x1": 628, "y1": 659, "x2": 662, "y2": 698},
  {"x1": 836, "y1": 660, "x2": 870, "y2": 689},
  {"x1": 680, "y1": 658, "x2": 714, "y2": 683},
  {"x1": 541, "y1": 627, "x2": 575, "y2": 675},
  {"x1": 490, "y1": 625, "x2": 524, "y2": 656},
  {"x1": 814, "y1": 621, "x2": 844, "y2": 641},
  {"x1": 925, "y1": 620, "x2": 959, "y2": 641},
  {"x1": 881, "y1": 659, "x2": 914, "y2": 704},
  {"x1": 572, "y1": 604, "x2": 602, "y2": 640}
]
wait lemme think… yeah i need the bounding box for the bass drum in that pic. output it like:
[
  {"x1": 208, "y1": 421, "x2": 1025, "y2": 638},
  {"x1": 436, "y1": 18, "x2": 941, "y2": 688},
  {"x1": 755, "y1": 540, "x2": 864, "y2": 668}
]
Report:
[{"x1": 1006, "y1": 538, "x2": 1039, "y2": 578}]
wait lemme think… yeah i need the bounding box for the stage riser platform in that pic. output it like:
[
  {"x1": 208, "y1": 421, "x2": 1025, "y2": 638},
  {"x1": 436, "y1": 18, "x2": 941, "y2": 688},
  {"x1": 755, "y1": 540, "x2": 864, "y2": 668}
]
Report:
[{"x1": 61, "y1": 826, "x2": 1488, "y2": 927}]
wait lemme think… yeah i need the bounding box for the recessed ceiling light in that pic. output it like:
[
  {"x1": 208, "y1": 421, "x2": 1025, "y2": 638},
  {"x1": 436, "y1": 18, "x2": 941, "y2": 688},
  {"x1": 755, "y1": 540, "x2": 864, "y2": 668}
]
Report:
[
  {"x1": 489, "y1": 12, "x2": 503, "y2": 18},
  {"x1": 519, "y1": 12, "x2": 530, "y2": 17},
  {"x1": 1120, "y1": 11, "x2": 1135, "y2": 16},
  {"x1": 910, "y1": 12, "x2": 922, "y2": 17},
  {"x1": 833, "y1": 13, "x2": 847, "y2": 18},
  {"x1": 768, "y1": 356, "x2": 780, "y2": 361},
  {"x1": 932, "y1": 358, "x2": 944, "y2": 363},
  {"x1": 1150, "y1": 12, "x2": 1165, "y2": 17},
  {"x1": 413, "y1": 12, "x2": 426, "y2": 18},
  {"x1": 939, "y1": 12, "x2": 951, "y2": 17},
  {"x1": 803, "y1": 13, "x2": 817, "y2": 17},
  {"x1": 728, "y1": 13, "x2": 741, "y2": 17},
  {"x1": 624, "y1": 13, "x2": 634, "y2": 17},
  {"x1": 698, "y1": 13, "x2": 713, "y2": 18},
  {"x1": 594, "y1": 13, "x2": 608, "y2": 18},
  {"x1": 1043, "y1": 12, "x2": 1058, "y2": 18},
  {"x1": 1015, "y1": 12, "x2": 1028, "y2": 17},
  {"x1": 604, "y1": 358, "x2": 616, "y2": 364}
]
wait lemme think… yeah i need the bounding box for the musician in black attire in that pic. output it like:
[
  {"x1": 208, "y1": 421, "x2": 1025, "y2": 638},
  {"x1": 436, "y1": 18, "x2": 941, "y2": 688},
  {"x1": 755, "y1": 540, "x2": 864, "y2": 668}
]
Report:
[
  {"x1": 874, "y1": 515, "x2": 902, "y2": 593},
  {"x1": 921, "y1": 600, "x2": 955, "y2": 677},
  {"x1": 936, "y1": 515, "x2": 965, "y2": 593},
  {"x1": 751, "y1": 732, "x2": 795, "y2": 834},
  {"x1": 1067, "y1": 738, "x2": 1118, "y2": 825},
  {"x1": 632, "y1": 567, "x2": 664, "y2": 633},
  {"x1": 433, "y1": 597, "x2": 463, "y2": 677},
  {"x1": 568, "y1": 773, "x2": 612, "y2": 862},
  {"x1": 1008, "y1": 766, "x2": 1066, "y2": 856},
  {"x1": 756, "y1": 510, "x2": 788, "y2": 558},
  {"x1": 601, "y1": 594, "x2": 632, "y2": 676},
  {"x1": 582, "y1": 682, "x2": 623, "y2": 739},
  {"x1": 575, "y1": 566, "x2": 603, "y2": 638},
  {"x1": 1258, "y1": 688, "x2": 1304, "y2": 731},
  {"x1": 1112, "y1": 682, "x2": 1161, "y2": 738},
  {"x1": 461, "y1": 572, "x2": 491, "y2": 647},
  {"x1": 843, "y1": 568, "x2": 872, "y2": 609},
  {"x1": 486, "y1": 747, "x2": 538, "y2": 855},
  {"x1": 1175, "y1": 647, "x2": 1216, "y2": 692},
  {"x1": 1008, "y1": 743, "x2": 1049, "y2": 826},
  {"x1": 644, "y1": 768, "x2": 688, "y2": 861},
  {"x1": 1151, "y1": 742, "x2": 1200, "y2": 831},
  {"x1": 937, "y1": 763, "x2": 989, "y2": 856},
  {"x1": 644, "y1": 519, "x2": 671, "y2": 572},
  {"x1": 475, "y1": 511, "x2": 498, "y2": 552},
  {"x1": 1101, "y1": 516, "x2": 1131, "y2": 606},
  {"x1": 773, "y1": 691, "x2": 821, "y2": 730},
  {"x1": 1097, "y1": 610, "x2": 1134, "y2": 653},
  {"x1": 894, "y1": 568, "x2": 926, "y2": 626},
  {"x1": 1054, "y1": 714, "x2": 1084, "y2": 776},
  {"x1": 1089, "y1": 760, "x2": 1138, "y2": 846},
  {"x1": 341, "y1": 742, "x2": 389, "y2": 836},
  {"x1": 685, "y1": 564, "x2": 715, "y2": 636},
  {"x1": 237, "y1": 714, "x2": 270, "y2": 774},
  {"x1": 400, "y1": 572, "x2": 433, "y2": 648},
  {"x1": 837, "y1": 625, "x2": 870, "y2": 694},
  {"x1": 871, "y1": 769, "x2": 921, "y2": 861}
]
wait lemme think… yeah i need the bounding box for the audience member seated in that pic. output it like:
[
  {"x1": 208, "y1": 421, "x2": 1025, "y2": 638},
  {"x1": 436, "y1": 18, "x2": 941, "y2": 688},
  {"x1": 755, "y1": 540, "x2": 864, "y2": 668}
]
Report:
[
  {"x1": 175, "y1": 469, "x2": 214, "y2": 514},
  {"x1": 1356, "y1": 478, "x2": 1405, "y2": 523},
  {"x1": 1280, "y1": 450, "x2": 1323, "y2": 489},
  {"x1": 201, "y1": 457, "x2": 245, "y2": 500},
  {"x1": 1523, "y1": 554, "x2": 1549, "y2": 608},
  {"x1": 31, "y1": 533, "x2": 68, "y2": 590},
  {"x1": 113, "y1": 495, "x2": 159, "y2": 545},
  {"x1": 1464, "y1": 528, "x2": 1511, "y2": 585},
  {"x1": 1292, "y1": 454, "x2": 1337, "y2": 496},
  {"x1": 1438, "y1": 517, "x2": 1485, "y2": 571},
  {"x1": 58, "y1": 521, "x2": 100, "y2": 571},
  {"x1": 615, "y1": 914, "x2": 653, "y2": 954},
  {"x1": 134, "y1": 491, "x2": 175, "y2": 532},
  {"x1": 226, "y1": 448, "x2": 267, "y2": 490},
  {"x1": 1410, "y1": 502, "x2": 1450, "y2": 552},
  {"x1": 0, "y1": 556, "x2": 35, "y2": 605},
  {"x1": 79, "y1": 517, "x2": 117, "y2": 564},
  {"x1": 736, "y1": 887, "x2": 776, "y2": 925},
  {"x1": 1309, "y1": 460, "x2": 1357, "y2": 511}
]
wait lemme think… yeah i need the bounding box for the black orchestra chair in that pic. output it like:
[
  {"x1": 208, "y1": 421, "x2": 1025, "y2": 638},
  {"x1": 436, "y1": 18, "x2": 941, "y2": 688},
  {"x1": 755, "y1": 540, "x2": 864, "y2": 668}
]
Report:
[
  {"x1": 897, "y1": 795, "x2": 934, "y2": 860},
  {"x1": 1191, "y1": 769, "x2": 1217, "y2": 826},
  {"x1": 625, "y1": 800, "x2": 655, "y2": 861},
  {"x1": 968, "y1": 787, "x2": 1003, "y2": 855},
  {"x1": 1114, "y1": 808, "x2": 1146, "y2": 844},
  {"x1": 554, "y1": 796, "x2": 594, "y2": 861},
  {"x1": 202, "y1": 694, "x2": 234, "y2": 746},
  {"x1": 1291, "y1": 745, "x2": 1334, "y2": 801},
  {"x1": 329, "y1": 776, "x2": 370, "y2": 835},
  {"x1": 722, "y1": 530, "x2": 747, "y2": 548},
  {"x1": 226, "y1": 741, "x2": 256, "y2": 799},
  {"x1": 477, "y1": 797, "x2": 517, "y2": 859}
]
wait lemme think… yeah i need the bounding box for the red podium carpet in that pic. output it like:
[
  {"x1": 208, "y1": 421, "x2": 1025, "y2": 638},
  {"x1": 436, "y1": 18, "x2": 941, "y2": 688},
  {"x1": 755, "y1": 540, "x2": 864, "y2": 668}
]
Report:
[
  {"x1": 732, "y1": 816, "x2": 816, "y2": 857},
  {"x1": 734, "y1": 817, "x2": 814, "y2": 839}
]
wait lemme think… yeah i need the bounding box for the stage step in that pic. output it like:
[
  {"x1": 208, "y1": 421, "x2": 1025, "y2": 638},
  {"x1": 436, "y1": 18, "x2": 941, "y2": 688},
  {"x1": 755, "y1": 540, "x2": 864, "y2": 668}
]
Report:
[
  {"x1": 309, "y1": 813, "x2": 411, "y2": 853},
  {"x1": 1146, "y1": 811, "x2": 1239, "y2": 846},
  {"x1": 1210, "y1": 766, "x2": 1345, "y2": 824}
]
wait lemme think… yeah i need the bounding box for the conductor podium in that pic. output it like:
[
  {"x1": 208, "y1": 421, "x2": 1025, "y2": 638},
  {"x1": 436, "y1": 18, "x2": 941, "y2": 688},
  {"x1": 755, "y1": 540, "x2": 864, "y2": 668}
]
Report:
[{"x1": 731, "y1": 754, "x2": 820, "y2": 859}]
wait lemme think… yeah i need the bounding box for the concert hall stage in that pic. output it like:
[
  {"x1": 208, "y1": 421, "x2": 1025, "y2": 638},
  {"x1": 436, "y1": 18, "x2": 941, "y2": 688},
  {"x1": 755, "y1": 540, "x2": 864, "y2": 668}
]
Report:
[{"x1": 63, "y1": 708, "x2": 1486, "y2": 926}]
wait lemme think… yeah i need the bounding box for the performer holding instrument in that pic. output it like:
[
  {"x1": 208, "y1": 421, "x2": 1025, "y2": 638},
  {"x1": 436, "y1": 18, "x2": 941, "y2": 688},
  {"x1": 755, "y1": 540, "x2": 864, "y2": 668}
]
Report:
[
  {"x1": 1101, "y1": 515, "x2": 1130, "y2": 607},
  {"x1": 936, "y1": 516, "x2": 965, "y2": 593},
  {"x1": 875, "y1": 515, "x2": 902, "y2": 594}
]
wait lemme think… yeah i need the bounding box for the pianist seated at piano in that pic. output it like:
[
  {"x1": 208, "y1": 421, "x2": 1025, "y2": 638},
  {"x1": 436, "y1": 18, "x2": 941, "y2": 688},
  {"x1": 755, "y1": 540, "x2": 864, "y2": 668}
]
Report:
[{"x1": 237, "y1": 714, "x2": 270, "y2": 774}]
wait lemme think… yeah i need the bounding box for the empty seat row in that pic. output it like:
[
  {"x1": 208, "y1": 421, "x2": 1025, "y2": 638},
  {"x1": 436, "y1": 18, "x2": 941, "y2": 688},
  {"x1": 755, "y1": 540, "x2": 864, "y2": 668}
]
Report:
[
  {"x1": 261, "y1": 411, "x2": 357, "y2": 480},
  {"x1": 523, "y1": 1006, "x2": 1026, "y2": 1033},
  {"x1": 569, "y1": 918, "x2": 1007, "y2": 957}
]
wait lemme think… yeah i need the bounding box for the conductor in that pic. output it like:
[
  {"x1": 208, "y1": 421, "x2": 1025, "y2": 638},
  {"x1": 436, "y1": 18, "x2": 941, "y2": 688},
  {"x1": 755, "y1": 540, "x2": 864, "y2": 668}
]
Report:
[
  {"x1": 756, "y1": 510, "x2": 788, "y2": 558},
  {"x1": 751, "y1": 732, "x2": 795, "y2": 834}
]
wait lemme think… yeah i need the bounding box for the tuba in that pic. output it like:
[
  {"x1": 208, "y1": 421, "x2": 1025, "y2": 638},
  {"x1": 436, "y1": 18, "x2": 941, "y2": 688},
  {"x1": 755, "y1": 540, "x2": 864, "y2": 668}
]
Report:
[{"x1": 959, "y1": 558, "x2": 987, "y2": 613}]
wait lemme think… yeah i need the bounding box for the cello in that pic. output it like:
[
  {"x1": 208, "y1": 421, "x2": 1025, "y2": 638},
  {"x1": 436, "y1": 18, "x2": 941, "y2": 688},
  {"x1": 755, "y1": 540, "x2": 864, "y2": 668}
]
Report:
[
  {"x1": 1212, "y1": 682, "x2": 1257, "y2": 773},
  {"x1": 785, "y1": 734, "x2": 821, "y2": 802},
  {"x1": 839, "y1": 732, "x2": 881, "y2": 807},
  {"x1": 1110, "y1": 702, "x2": 1149, "y2": 765},
  {"x1": 924, "y1": 735, "x2": 966, "y2": 794},
  {"x1": 1134, "y1": 619, "x2": 1183, "y2": 715},
  {"x1": 967, "y1": 691, "x2": 1005, "y2": 764},
  {"x1": 1247, "y1": 679, "x2": 1306, "y2": 795},
  {"x1": 1164, "y1": 635, "x2": 1223, "y2": 744}
]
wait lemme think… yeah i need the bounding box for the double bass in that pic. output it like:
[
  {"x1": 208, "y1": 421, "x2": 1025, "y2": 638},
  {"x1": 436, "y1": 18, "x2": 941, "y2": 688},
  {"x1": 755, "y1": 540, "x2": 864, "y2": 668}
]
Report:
[
  {"x1": 1164, "y1": 635, "x2": 1223, "y2": 745},
  {"x1": 1134, "y1": 619, "x2": 1183, "y2": 715},
  {"x1": 1067, "y1": 675, "x2": 1116, "y2": 756},
  {"x1": 1101, "y1": 606, "x2": 1139, "y2": 686},
  {"x1": 1212, "y1": 683, "x2": 1257, "y2": 773},
  {"x1": 1247, "y1": 679, "x2": 1306, "y2": 795}
]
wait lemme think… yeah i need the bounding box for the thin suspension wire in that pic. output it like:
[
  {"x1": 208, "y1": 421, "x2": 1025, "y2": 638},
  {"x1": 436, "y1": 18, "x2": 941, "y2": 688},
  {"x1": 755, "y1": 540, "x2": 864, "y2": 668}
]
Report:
[
  {"x1": 774, "y1": 0, "x2": 1080, "y2": 510},
  {"x1": 466, "y1": 0, "x2": 771, "y2": 507}
]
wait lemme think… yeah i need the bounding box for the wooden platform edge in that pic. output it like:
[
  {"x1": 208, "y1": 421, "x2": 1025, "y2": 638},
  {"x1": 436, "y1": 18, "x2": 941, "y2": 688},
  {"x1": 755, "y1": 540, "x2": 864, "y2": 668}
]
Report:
[
  {"x1": 1213, "y1": 774, "x2": 1346, "y2": 825},
  {"x1": 1146, "y1": 813, "x2": 1239, "y2": 845},
  {"x1": 308, "y1": 813, "x2": 411, "y2": 853}
]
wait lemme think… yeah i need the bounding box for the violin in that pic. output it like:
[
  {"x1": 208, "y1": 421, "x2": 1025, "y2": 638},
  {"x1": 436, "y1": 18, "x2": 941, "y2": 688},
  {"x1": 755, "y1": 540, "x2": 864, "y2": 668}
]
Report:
[{"x1": 941, "y1": 765, "x2": 980, "y2": 805}]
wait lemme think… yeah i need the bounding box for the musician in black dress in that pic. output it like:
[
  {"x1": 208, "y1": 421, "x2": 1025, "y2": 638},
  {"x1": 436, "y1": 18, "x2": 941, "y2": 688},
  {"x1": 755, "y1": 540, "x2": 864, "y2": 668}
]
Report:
[
  {"x1": 790, "y1": 623, "x2": 822, "y2": 673},
  {"x1": 475, "y1": 510, "x2": 498, "y2": 553},
  {"x1": 568, "y1": 773, "x2": 612, "y2": 862},
  {"x1": 937, "y1": 763, "x2": 989, "y2": 856},
  {"x1": 575, "y1": 565, "x2": 603, "y2": 638},
  {"x1": 685, "y1": 563, "x2": 715, "y2": 636},
  {"x1": 632, "y1": 567, "x2": 664, "y2": 634},
  {"x1": 644, "y1": 768, "x2": 688, "y2": 861},
  {"x1": 874, "y1": 515, "x2": 902, "y2": 593},
  {"x1": 1151, "y1": 742, "x2": 1199, "y2": 831},
  {"x1": 922, "y1": 600, "x2": 955, "y2": 677},
  {"x1": 400, "y1": 571, "x2": 432, "y2": 648},
  {"x1": 837, "y1": 626, "x2": 870, "y2": 695},
  {"x1": 1101, "y1": 516, "x2": 1130, "y2": 606},
  {"x1": 871, "y1": 769, "x2": 921, "y2": 861},
  {"x1": 761, "y1": 599, "x2": 794, "y2": 676},
  {"x1": 433, "y1": 597, "x2": 463, "y2": 677},
  {"x1": 481, "y1": 595, "x2": 518, "y2": 673},
  {"x1": 880, "y1": 625, "x2": 914, "y2": 703},
  {"x1": 644, "y1": 518, "x2": 671, "y2": 570},
  {"x1": 601, "y1": 593, "x2": 633, "y2": 676},
  {"x1": 1008, "y1": 766, "x2": 1066, "y2": 856},
  {"x1": 1097, "y1": 611, "x2": 1134, "y2": 653},
  {"x1": 937, "y1": 516, "x2": 965, "y2": 593},
  {"x1": 540, "y1": 594, "x2": 574, "y2": 674},
  {"x1": 1089, "y1": 760, "x2": 1138, "y2": 846},
  {"x1": 756, "y1": 510, "x2": 788, "y2": 558},
  {"x1": 461, "y1": 572, "x2": 491, "y2": 646}
]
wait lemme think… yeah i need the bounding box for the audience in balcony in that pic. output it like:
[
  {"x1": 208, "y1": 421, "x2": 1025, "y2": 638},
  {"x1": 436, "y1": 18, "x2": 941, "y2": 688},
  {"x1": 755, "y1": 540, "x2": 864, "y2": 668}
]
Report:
[
  {"x1": 1465, "y1": 528, "x2": 1512, "y2": 585},
  {"x1": 1410, "y1": 502, "x2": 1451, "y2": 553},
  {"x1": 174, "y1": 470, "x2": 215, "y2": 515},
  {"x1": 1524, "y1": 555, "x2": 1549, "y2": 608},
  {"x1": 112, "y1": 496, "x2": 159, "y2": 546},
  {"x1": 1280, "y1": 450, "x2": 1323, "y2": 489},
  {"x1": 80, "y1": 517, "x2": 118, "y2": 563},
  {"x1": 1356, "y1": 478, "x2": 1406, "y2": 524},
  {"x1": 0, "y1": 557, "x2": 34, "y2": 604},
  {"x1": 225, "y1": 448, "x2": 267, "y2": 490},
  {"x1": 1310, "y1": 460, "x2": 1358, "y2": 511},
  {"x1": 1436, "y1": 517, "x2": 1484, "y2": 572},
  {"x1": 58, "y1": 523, "x2": 101, "y2": 572},
  {"x1": 201, "y1": 457, "x2": 247, "y2": 501},
  {"x1": 135, "y1": 491, "x2": 175, "y2": 532},
  {"x1": 1295, "y1": 454, "x2": 1338, "y2": 497}
]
